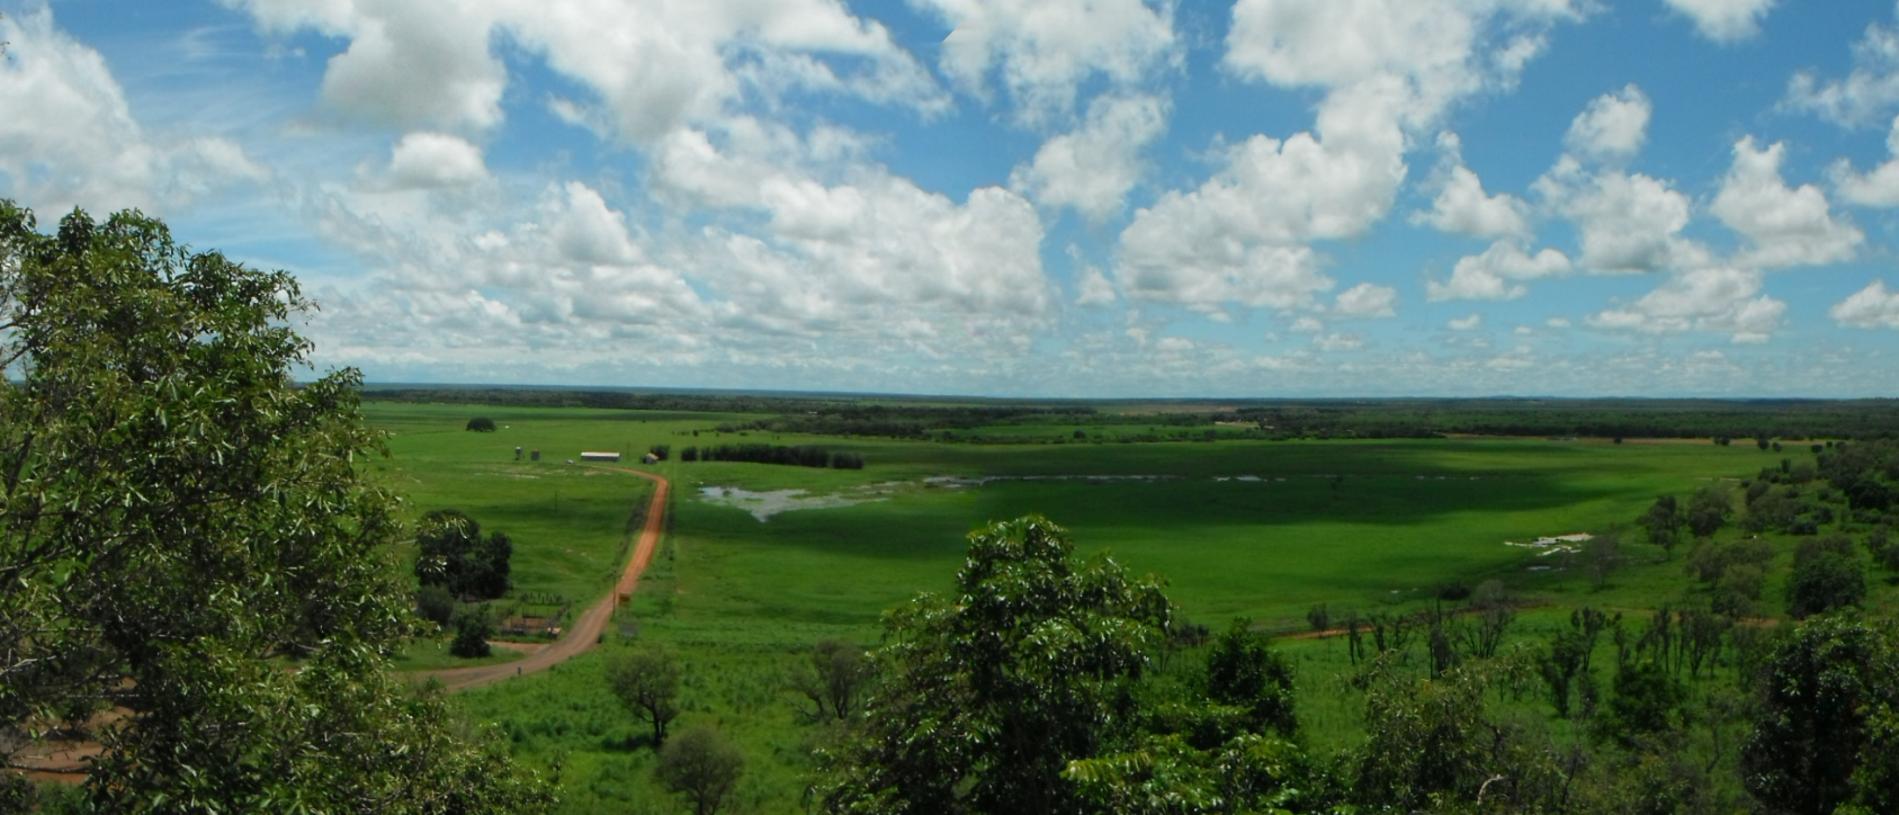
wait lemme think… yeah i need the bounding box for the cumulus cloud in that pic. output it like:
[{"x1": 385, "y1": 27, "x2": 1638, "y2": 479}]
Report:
[
  {"x1": 1786, "y1": 13, "x2": 1899, "y2": 127},
  {"x1": 1536, "y1": 156, "x2": 1700, "y2": 273},
  {"x1": 912, "y1": 0, "x2": 1179, "y2": 126},
  {"x1": 1333, "y1": 282, "x2": 1398, "y2": 318},
  {"x1": 1589, "y1": 265, "x2": 1785, "y2": 342},
  {"x1": 1415, "y1": 133, "x2": 1530, "y2": 238},
  {"x1": 1710, "y1": 136, "x2": 1860, "y2": 268},
  {"x1": 1564, "y1": 84, "x2": 1651, "y2": 161},
  {"x1": 1831, "y1": 280, "x2": 1899, "y2": 328},
  {"x1": 1449, "y1": 313, "x2": 1483, "y2": 330},
  {"x1": 1661, "y1": 0, "x2": 1777, "y2": 44},
  {"x1": 1116, "y1": 0, "x2": 1583, "y2": 313},
  {"x1": 386, "y1": 132, "x2": 489, "y2": 188},
  {"x1": 0, "y1": 8, "x2": 265, "y2": 215},
  {"x1": 226, "y1": 0, "x2": 946, "y2": 143},
  {"x1": 1428, "y1": 240, "x2": 1572, "y2": 301},
  {"x1": 1830, "y1": 115, "x2": 1899, "y2": 206},
  {"x1": 1075, "y1": 264, "x2": 1118, "y2": 306},
  {"x1": 1011, "y1": 93, "x2": 1168, "y2": 221},
  {"x1": 1314, "y1": 332, "x2": 1364, "y2": 352}
]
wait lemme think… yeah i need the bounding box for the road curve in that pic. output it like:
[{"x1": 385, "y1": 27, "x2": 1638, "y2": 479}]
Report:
[{"x1": 421, "y1": 465, "x2": 669, "y2": 692}]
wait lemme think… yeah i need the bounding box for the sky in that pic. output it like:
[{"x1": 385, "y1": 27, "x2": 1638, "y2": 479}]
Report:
[{"x1": 5, "y1": 0, "x2": 1899, "y2": 398}]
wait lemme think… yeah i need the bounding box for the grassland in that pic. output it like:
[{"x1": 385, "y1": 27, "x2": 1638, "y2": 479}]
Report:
[{"x1": 361, "y1": 401, "x2": 1882, "y2": 813}]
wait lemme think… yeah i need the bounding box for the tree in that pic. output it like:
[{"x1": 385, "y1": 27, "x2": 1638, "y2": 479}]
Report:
[
  {"x1": 1641, "y1": 495, "x2": 1682, "y2": 555},
  {"x1": 1742, "y1": 614, "x2": 1899, "y2": 815},
  {"x1": 1599, "y1": 658, "x2": 1683, "y2": 747},
  {"x1": 466, "y1": 416, "x2": 497, "y2": 432},
  {"x1": 656, "y1": 725, "x2": 746, "y2": 815},
  {"x1": 414, "y1": 508, "x2": 511, "y2": 600},
  {"x1": 415, "y1": 584, "x2": 456, "y2": 627},
  {"x1": 1204, "y1": 619, "x2": 1297, "y2": 737},
  {"x1": 793, "y1": 640, "x2": 873, "y2": 721},
  {"x1": 450, "y1": 608, "x2": 493, "y2": 658},
  {"x1": 1687, "y1": 485, "x2": 1732, "y2": 538},
  {"x1": 607, "y1": 648, "x2": 681, "y2": 746},
  {"x1": 1787, "y1": 544, "x2": 1867, "y2": 619},
  {"x1": 0, "y1": 203, "x2": 549, "y2": 811},
  {"x1": 817, "y1": 515, "x2": 1171, "y2": 815},
  {"x1": 1583, "y1": 531, "x2": 1621, "y2": 590}
]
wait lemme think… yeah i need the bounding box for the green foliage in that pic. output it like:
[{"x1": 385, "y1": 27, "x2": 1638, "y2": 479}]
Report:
[
  {"x1": 1687, "y1": 485, "x2": 1732, "y2": 538},
  {"x1": 1642, "y1": 494, "x2": 1683, "y2": 553},
  {"x1": 1787, "y1": 539, "x2": 1867, "y2": 619},
  {"x1": 1352, "y1": 656, "x2": 1562, "y2": 811},
  {"x1": 0, "y1": 203, "x2": 548, "y2": 811},
  {"x1": 817, "y1": 515, "x2": 1171, "y2": 814},
  {"x1": 792, "y1": 639, "x2": 873, "y2": 721},
  {"x1": 606, "y1": 648, "x2": 681, "y2": 747},
  {"x1": 1742, "y1": 614, "x2": 1899, "y2": 815},
  {"x1": 416, "y1": 584, "x2": 456, "y2": 628},
  {"x1": 451, "y1": 609, "x2": 494, "y2": 658},
  {"x1": 656, "y1": 725, "x2": 745, "y2": 815},
  {"x1": 1203, "y1": 619, "x2": 1297, "y2": 737},
  {"x1": 1600, "y1": 658, "x2": 1684, "y2": 746},
  {"x1": 466, "y1": 416, "x2": 497, "y2": 432},
  {"x1": 414, "y1": 508, "x2": 513, "y2": 600}
]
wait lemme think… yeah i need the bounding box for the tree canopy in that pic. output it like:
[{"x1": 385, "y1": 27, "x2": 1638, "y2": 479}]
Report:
[{"x1": 0, "y1": 203, "x2": 550, "y2": 811}]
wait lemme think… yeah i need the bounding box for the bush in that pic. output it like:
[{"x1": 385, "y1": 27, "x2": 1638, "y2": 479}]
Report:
[
  {"x1": 648, "y1": 444, "x2": 670, "y2": 461},
  {"x1": 1788, "y1": 547, "x2": 1867, "y2": 619},
  {"x1": 416, "y1": 584, "x2": 455, "y2": 628},
  {"x1": 656, "y1": 726, "x2": 745, "y2": 815},
  {"x1": 450, "y1": 610, "x2": 492, "y2": 658},
  {"x1": 466, "y1": 417, "x2": 497, "y2": 432}
]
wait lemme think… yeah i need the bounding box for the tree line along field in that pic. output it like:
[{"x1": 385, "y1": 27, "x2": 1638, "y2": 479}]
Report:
[{"x1": 357, "y1": 399, "x2": 1899, "y2": 813}]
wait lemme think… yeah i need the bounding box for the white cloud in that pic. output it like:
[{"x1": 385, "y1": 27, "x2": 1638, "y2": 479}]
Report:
[
  {"x1": 1333, "y1": 282, "x2": 1398, "y2": 317},
  {"x1": 1710, "y1": 136, "x2": 1860, "y2": 268},
  {"x1": 0, "y1": 8, "x2": 263, "y2": 215},
  {"x1": 1831, "y1": 280, "x2": 1899, "y2": 328},
  {"x1": 1449, "y1": 313, "x2": 1483, "y2": 330},
  {"x1": 912, "y1": 0, "x2": 1178, "y2": 126},
  {"x1": 1564, "y1": 84, "x2": 1651, "y2": 161},
  {"x1": 386, "y1": 132, "x2": 489, "y2": 188},
  {"x1": 1589, "y1": 265, "x2": 1785, "y2": 342},
  {"x1": 1830, "y1": 115, "x2": 1899, "y2": 206},
  {"x1": 1075, "y1": 264, "x2": 1117, "y2": 306},
  {"x1": 1415, "y1": 133, "x2": 1530, "y2": 238},
  {"x1": 1011, "y1": 93, "x2": 1168, "y2": 221},
  {"x1": 1786, "y1": 14, "x2": 1899, "y2": 127},
  {"x1": 227, "y1": 0, "x2": 946, "y2": 144},
  {"x1": 1290, "y1": 316, "x2": 1325, "y2": 333},
  {"x1": 1536, "y1": 157, "x2": 1699, "y2": 273},
  {"x1": 1314, "y1": 332, "x2": 1364, "y2": 351},
  {"x1": 1118, "y1": 0, "x2": 1583, "y2": 313},
  {"x1": 1428, "y1": 240, "x2": 1572, "y2": 301},
  {"x1": 1155, "y1": 336, "x2": 1195, "y2": 353},
  {"x1": 1661, "y1": 0, "x2": 1777, "y2": 44}
]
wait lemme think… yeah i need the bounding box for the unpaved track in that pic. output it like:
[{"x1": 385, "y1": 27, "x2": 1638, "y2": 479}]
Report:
[
  {"x1": 7, "y1": 465, "x2": 670, "y2": 780},
  {"x1": 422, "y1": 465, "x2": 669, "y2": 692}
]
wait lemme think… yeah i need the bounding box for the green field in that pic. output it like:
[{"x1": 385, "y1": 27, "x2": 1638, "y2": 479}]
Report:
[{"x1": 362, "y1": 401, "x2": 1874, "y2": 813}]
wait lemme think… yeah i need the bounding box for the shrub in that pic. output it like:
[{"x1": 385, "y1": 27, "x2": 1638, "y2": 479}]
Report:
[
  {"x1": 450, "y1": 610, "x2": 492, "y2": 658},
  {"x1": 466, "y1": 417, "x2": 497, "y2": 432},
  {"x1": 416, "y1": 584, "x2": 455, "y2": 628}
]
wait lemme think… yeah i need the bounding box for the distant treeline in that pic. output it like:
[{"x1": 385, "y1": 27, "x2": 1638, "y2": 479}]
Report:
[
  {"x1": 681, "y1": 444, "x2": 865, "y2": 469},
  {"x1": 364, "y1": 387, "x2": 1899, "y2": 442}
]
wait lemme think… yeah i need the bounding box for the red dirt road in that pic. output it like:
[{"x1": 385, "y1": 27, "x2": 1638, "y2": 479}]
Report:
[{"x1": 421, "y1": 465, "x2": 669, "y2": 692}]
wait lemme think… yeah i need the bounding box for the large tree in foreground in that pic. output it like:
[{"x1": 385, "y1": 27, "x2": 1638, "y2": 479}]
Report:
[
  {"x1": 818, "y1": 515, "x2": 1178, "y2": 815},
  {"x1": 0, "y1": 203, "x2": 550, "y2": 811}
]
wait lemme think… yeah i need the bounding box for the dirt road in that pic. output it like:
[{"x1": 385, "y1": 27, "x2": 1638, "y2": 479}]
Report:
[{"x1": 422, "y1": 465, "x2": 669, "y2": 692}]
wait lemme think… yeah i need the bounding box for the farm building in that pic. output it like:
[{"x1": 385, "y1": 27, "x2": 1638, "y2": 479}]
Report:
[
  {"x1": 642, "y1": 452, "x2": 660, "y2": 464},
  {"x1": 579, "y1": 451, "x2": 622, "y2": 462}
]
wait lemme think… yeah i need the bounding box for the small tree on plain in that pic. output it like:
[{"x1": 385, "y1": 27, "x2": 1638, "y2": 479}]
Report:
[
  {"x1": 466, "y1": 417, "x2": 497, "y2": 432},
  {"x1": 793, "y1": 640, "x2": 873, "y2": 721},
  {"x1": 656, "y1": 725, "x2": 745, "y2": 815},
  {"x1": 1583, "y1": 532, "x2": 1621, "y2": 591},
  {"x1": 607, "y1": 649, "x2": 681, "y2": 746},
  {"x1": 449, "y1": 609, "x2": 492, "y2": 658}
]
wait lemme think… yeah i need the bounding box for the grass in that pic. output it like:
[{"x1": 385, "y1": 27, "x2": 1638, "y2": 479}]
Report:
[{"x1": 361, "y1": 401, "x2": 1862, "y2": 813}]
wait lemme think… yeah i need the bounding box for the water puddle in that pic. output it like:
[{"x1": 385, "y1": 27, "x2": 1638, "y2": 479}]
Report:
[
  {"x1": 697, "y1": 486, "x2": 885, "y2": 522},
  {"x1": 1504, "y1": 532, "x2": 1593, "y2": 557}
]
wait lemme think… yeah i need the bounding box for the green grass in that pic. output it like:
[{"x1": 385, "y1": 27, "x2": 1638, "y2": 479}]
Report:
[{"x1": 362, "y1": 401, "x2": 1853, "y2": 813}]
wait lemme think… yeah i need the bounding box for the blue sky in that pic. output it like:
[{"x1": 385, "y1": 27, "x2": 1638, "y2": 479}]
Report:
[{"x1": 6, "y1": 0, "x2": 1899, "y2": 397}]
